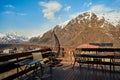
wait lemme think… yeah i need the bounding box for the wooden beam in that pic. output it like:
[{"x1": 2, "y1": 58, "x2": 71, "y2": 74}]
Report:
[
  {"x1": 0, "y1": 57, "x2": 32, "y2": 74},
  {"x1": 0, "y1": 48, "x2": 51, "y2": 62},
  {"x1": 2, "y1": 66, "x2": 37, "y2": 80},
  {"x1": 79, "y1": 48, "x2": 120, "y2": 52},
  {"x1": 0, "y1": 52, "x2": 32, "y2": 62}
]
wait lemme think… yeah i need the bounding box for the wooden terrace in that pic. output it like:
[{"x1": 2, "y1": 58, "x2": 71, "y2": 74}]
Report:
[{"x1": 0, "y1": 48, "x2": 120, "y2": 80}]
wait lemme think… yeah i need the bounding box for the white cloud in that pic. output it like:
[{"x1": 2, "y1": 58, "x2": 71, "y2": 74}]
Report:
[
  {"x1": 69, "y1": 13, "x2": 80, "y2": 19},
  {"x1": 89, "y1": 5, "x2": 112, "y2": 13},
  {"x1": 64, "y1": 6, "x2": 71, "y2": 11},
  {"x1": 4, "y1": 4, "x2": 15, "y2": 9},
  {"x1": 88, "y1": 2, "x2": 92, "y2": 7},
  {"x1": 39, "y1": 1, "x2": 62, "y2": 21},
  {"x1": 2, "y1": 11, "x2": 14, "y2": 15},
  {"x1": 2, "y1": 11, "x2": 27, "y2": 16},
  {"x1": 84, "y1": 2, "x2": 92, "y2": 7}
]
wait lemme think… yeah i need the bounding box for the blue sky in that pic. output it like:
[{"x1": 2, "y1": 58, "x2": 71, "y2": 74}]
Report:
[{"x1": 0, "y1": 0, "x2": 120, "y2": 37}]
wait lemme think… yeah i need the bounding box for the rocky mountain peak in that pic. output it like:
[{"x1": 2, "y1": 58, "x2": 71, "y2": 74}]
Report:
[
  {"x1": 77, "y1": 12, "x2": 97, "y2": 20},
  {"x1": 30, "y1": 12, "x2": 120, "y2": 47},
  {"x1": 0, "y1": 33, "x2": 28, "y2": 43},
  {"x1": 63, "y1": 12, "x2": 106, "y2": 29}
]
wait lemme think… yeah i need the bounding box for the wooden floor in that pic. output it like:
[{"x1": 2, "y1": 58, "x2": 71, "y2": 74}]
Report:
[{"x1": 20, "y1": 64, "x2": 120, "y2": 80}]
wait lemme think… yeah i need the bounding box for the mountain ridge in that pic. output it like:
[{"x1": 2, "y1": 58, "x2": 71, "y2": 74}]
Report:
[
  {"x1": 0, "y1": 33, "x2": 28, "y2": 43},
  {"x1": 30, "y1": 12, "x2": 120, "y2": 48}
]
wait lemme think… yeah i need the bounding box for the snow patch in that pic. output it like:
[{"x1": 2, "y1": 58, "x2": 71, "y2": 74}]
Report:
[
  {"x1": 96, "y1": 12, "x2": 120, "y2": 26},
  {"x1": 0, "y1": 33, "x2": 6, "y2": 38},
  {"x1": 97, "y1": 15, "x2": 104, "y2": 20},
  {"x1": 84, "y1": 16, "x2": 88, "y2": 19},
  {"x1": 89, "y1": 12, "x2": 93, "y2": 20},
  {"x1": 100, "y1": 24, "x2": 104, "y2": 28},
  {"x1": 58, "y1": 20, "x2": 70, "y2": 29}
]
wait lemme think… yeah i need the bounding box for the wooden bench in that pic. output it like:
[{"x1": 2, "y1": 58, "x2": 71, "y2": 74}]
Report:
[
  {"x1": 73, "y1": 51, "x2": 120, "y2": 71},
  {"x1": 0, "y1": 48, "x2": 52, "y2": 80}
]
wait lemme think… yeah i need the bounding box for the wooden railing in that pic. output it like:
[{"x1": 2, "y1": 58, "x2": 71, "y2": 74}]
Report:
[
  {"x1": 0, "y1": 48, "x2": 51, "y2": 80},
  {"x1": 74, "y1": 48, "x2": 120, "y2": 72},
  {"x1": 79, "y1": 48, "x2": 120, "y2": 52}
]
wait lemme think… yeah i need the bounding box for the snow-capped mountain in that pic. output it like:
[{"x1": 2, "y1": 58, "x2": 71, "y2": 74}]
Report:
[
  {"x1": 30, "y1": 12, "x2": 120, "y2": 47},
  {"x1": 0, "y1": 33, "x2": 28, "y2": 43},
  {"x1": 58, "y1": 12, "x2": 120, "y2": 29},
  {"x1": 97, "y1": 13, "x2": 120, "y2": 27}
]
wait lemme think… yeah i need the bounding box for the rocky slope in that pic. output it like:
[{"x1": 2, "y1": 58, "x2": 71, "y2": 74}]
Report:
[{"x1": 30, "y1": 12, "x2": 120, "y2": 47}]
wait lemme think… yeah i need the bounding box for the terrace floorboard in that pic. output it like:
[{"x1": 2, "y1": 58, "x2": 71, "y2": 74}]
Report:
[{"x1": 20, "y1": 64, "x2": 120, "y2": 80}]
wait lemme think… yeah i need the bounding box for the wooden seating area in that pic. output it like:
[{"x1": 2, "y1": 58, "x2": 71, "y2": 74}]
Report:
[
  {"x1": 73, "y1": 48, "x2": 120, "y2": 72},
  {"x1": 0, "y1": 47, "x2": 120, "y2": 80},
  {"x1": 73, "y1": 50, "x2": 87, "y2": 70},
  {"x1": 0, "y1": 48, "x2": 52, "y2": 80}
]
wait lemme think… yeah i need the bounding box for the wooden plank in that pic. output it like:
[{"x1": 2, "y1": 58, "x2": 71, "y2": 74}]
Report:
[
  {"x1": 0, "y1": 48, "x2": 51, "y2": 62},
  {"x1": 0, "y1": 57, "x2": 32, "y2": 74},
  {"x1": 79, "y1": 61, "x2": 112, "y2": 65},
  {"x1": 0, "y1": 61, "x2": 17, "y2": 74},
  {"x1": 26, "y1": 48, "x2": 51, "y2": 53},
  {"x1": 2, "y1": 66, "x2": 37, "y2": 80},
  {"x1": 51, "y1": 65, "x2": 120, "y2": 80},
  {"x1": 80, "y1": 54, "x2": 115, "y2": 58},
  {"x1": 79, "y1": 48, "x2": 120, "y2": 52},
  {"x1": 0, "y1": 52, "x2": 32, "y2": 62}
]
